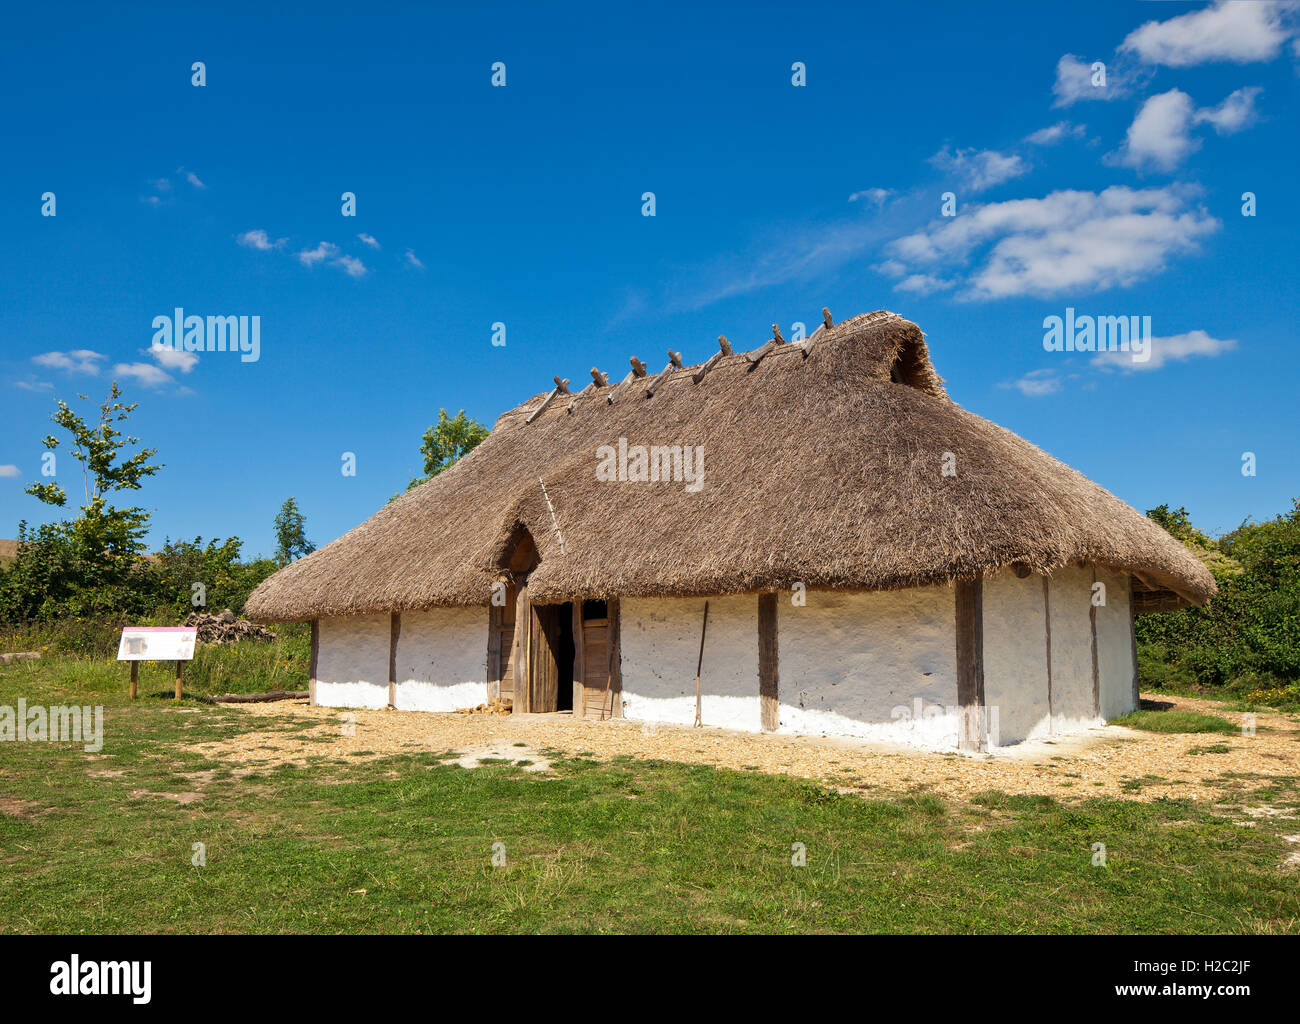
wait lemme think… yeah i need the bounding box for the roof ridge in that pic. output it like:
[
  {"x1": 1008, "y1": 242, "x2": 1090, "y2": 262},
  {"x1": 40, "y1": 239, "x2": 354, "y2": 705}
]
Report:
[{"x1": 498, "y1": 308, "x2": 920, "y2": 430}]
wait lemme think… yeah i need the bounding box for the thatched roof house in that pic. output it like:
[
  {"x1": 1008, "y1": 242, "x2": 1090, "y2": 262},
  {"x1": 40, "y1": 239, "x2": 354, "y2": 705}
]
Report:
[{"x1": 247, "y1": 310, "x2": 1212, "y2": 750}]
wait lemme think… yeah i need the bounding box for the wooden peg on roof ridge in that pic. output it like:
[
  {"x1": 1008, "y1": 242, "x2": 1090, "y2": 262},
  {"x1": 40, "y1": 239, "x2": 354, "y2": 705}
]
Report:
[
  {"x1": 590, "y1": 367, "x2": 609, "y2": 387},
  {"x1": 553, "y1": 376, "x2": 571, "y2": 394},
  {"x1": 693, "y1": 350, "x2": 723, "y2": 384},
  {"x1": 646, "y1": 366, "x2": 673, "y2": 397},
  {"x1": 668, "y1": 349, "x2": 684, "y2": 368},
  {"x1": 822, "y1": 307, "x2": 833, "y2": 329},
  {"x1": 718, "y1": 335, "x2": 732, "y2": 355},
  {"x1": 772, "y1": 324, "x2": 785, "y2": 344},
  {"x1": 630, "y1": 356, "x2": 648, "y2": 377}
]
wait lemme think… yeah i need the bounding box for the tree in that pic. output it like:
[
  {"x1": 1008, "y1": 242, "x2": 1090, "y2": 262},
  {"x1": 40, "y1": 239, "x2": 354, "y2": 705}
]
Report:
[
  {"x1": 150, "y1": 535, "x2": 279, "y2": 617},
  {"x1": 273, "y1": 497, "x2": 315, "y2": 566},
  {"x1": 406, "y1": 409, "x2": 489, "y2": 491},
  {"x1": 1146, "y1": 504, "x2": 1213, "y2": 549},
  {"x1": 10, "y1": 383, "x2": 163, "y2": 617}
]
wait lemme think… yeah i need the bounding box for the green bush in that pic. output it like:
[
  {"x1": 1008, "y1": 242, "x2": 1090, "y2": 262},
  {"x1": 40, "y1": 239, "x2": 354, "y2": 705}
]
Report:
[{"x1": 1137, "y1": 499, "x2": 1300, "y2": 696}]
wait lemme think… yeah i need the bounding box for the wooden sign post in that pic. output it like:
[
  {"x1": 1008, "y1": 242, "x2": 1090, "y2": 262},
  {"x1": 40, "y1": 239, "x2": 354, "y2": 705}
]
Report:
[{"x1": 117, "y1": 627, "x2": 198, "y2": 700}]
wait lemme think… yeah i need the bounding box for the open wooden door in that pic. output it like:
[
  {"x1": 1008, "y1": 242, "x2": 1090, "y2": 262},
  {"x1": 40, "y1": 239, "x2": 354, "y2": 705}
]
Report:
[
  {"x1": 510, "y1": 584, "x2": 574, "y2": 713},
  {"x1": 487, "y1": 583, "x2": 517, "y2": 703}
]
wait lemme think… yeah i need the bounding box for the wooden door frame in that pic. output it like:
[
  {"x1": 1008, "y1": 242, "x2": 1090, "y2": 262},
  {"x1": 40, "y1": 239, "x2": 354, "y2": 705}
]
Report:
[
  {"x1": 513, "y1": 581, "x2": 532, "y2": 712},
  {"x1": 572, "y1": 602, "x2": 584, "y2": 717}
]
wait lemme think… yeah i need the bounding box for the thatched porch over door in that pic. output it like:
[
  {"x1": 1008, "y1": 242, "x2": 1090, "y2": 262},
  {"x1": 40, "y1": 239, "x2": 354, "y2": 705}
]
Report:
[{"x1": 485, "y1": 524, "x2": 619, "y2": 715}]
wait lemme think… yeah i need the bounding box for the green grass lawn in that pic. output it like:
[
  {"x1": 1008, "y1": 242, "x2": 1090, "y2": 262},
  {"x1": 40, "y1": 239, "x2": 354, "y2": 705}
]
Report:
[
  {"x1": 2, "y1": 655, "x2": 1298, "y2": 934},
  {"x1": 1114, "y1": 709, "x2": 1243, "y2": 735}
]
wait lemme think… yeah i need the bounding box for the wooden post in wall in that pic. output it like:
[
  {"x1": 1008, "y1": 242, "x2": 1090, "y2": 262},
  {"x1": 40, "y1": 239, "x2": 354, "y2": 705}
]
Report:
[
  {"x1": 1089, "y1": 568, "x2": 1100, "y2": 718},
  {"x1": 955, "y1": 578, "x2": 985, "y2": 752},
  {"x1": 758, "y1": 593, "x2": 779, "y2": 732},
  {"x1": 1041, "y1": 578, "x2": 1053, "y2": 734},
  {"x1": 1128, "y1": 577, "x2": 1140, "y2": 711},
  {"x1": 309, "y1": 619, "x2": 319, "y2": 706},
  {"x1": 388, "y1": 612, "x2": 401, "y2": 709}
]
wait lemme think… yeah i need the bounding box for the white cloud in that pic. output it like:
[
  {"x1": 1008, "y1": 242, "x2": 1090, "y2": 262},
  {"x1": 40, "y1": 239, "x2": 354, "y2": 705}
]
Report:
[
  {"x1": 894, "y1": 273, "x2": 953, "y2": 295},
  {"x1": 333, "y1": 254, "x2": 368, "y2": 278},
  {"x1": 1024, "y1": 121, "x2": 1086, "y2": 146},
  {"x1": 33, "y1": 349, "x2": 106, "y2": 375},
  {"x1": 1096, "y1": 330, "x2": 1238, "y2": 371},
  {"x1": 0, "y1": 464, "x2": 20, "y2": 478},
  {"x1": 404, "y1": 249, "x2": 425, "y2": 269},
  {"x1": 148, "y1": 345, "x2": 199, "y2": 373},
  {"x1": 357, "y1": 232, "x2": 380, "y2": 249},
  {"x1": 13, "y1": 379, "x2": 53, "y2": 392},
  {"x1": 184, "y1": 170, "x2": 206, "y2": 189},
  {"x1": 929, "y1": 146, "x2": 1027, "y2": 193},
  {"x1": 112, "y1": 362, "x2": 174, "y2": 388},
  {"x1": 1004, "y1": 369, "x2": 1064, "y2": 397},
  {"x1": 1112, "y1": 89, "x2": 1200, "y2": 171},
  {"x1": 1052, "y1": 54, "x2": 1128, "y2": 107},
  {"x1": 1111, "y1": 87, "x2": 1264, "y2": 171},
  {"x1": 298, "y1": 241, "x2": 367, "y2": 277},
  {"x1": 1120, "y1": 0, "x2": 1297, "y2": 67},
  {"x1": 848, "y1": 187, "x2": 892, "y2": 205},
  {"x1": 297, "y1": 241, "x2": 340, "y2": 268},
  {"x1": 1193, "y1": 86, "x2": 1263, "y2": 134},
  {"x1": 884, "y1": 185, "x2": 1218, "y2": 300},
  {"x1": 238, "y1": 228, "x2": 286, "y2": 251}
]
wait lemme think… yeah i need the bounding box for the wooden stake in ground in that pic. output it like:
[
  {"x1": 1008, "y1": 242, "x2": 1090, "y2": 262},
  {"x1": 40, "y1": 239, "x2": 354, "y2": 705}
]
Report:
[
  {"x1": 129, "y1": 662, "x2": 138, "y2": 701},
  {"x1": 175, "y1": 660, "x2": 183, "y2": 700},
  {"x1": 694, "y1": 601, "x2": 709, "y2": 727}
]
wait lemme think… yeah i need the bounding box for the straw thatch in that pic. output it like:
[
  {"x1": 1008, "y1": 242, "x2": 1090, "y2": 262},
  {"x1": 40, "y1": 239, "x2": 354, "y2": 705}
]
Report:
[{"x1": 245, "y1": 311, "x2": 1214, "y2": 622}]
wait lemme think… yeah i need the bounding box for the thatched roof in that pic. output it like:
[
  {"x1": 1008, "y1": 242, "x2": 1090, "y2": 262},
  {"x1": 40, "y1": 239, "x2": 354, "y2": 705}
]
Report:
[{"x1": 245, "y1": 310, "x2": 1215, "y2": 621}]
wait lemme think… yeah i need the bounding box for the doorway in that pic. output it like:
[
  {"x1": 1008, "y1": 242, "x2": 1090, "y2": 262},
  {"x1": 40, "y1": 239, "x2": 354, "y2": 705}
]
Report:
[{"x1": 513, "y1": 588, "x2": 576, "y2": 714}]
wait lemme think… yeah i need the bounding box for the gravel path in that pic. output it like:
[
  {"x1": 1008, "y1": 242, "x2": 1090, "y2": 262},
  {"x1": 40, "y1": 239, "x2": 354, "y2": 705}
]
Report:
[{"x1": 190, "y1": 693, "x2": 1299, "y2": 805}]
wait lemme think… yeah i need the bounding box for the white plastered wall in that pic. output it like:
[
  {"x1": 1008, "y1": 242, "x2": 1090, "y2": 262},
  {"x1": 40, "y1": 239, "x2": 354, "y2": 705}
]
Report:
[
  {"x1": 315, "y1": 613, "x2": 390, "y2": 709},
  {"x1": 311, "y1": 567, "x2": 1137, "y2": 747},
  {"x1": 777, "y1": 586, "x2": 961, "y2": 746},
  {"x1": 393, "y1": 607, "x2": 489, "y2": 712},
  {"x1": 1095, "y1": 570, "x2": 1136, "y2": 720},
  {"x1": 620, "y1": 595, "x2": 760, "y2": 730},
  {"x1": 1047, "y1": 565, "x2": 1104, "y2": 732},
  {"x1": 979, "y1": 566, "x2": 1136, "y2": 746},
  {"x1": 982, "y1": 568, "x2": 1053, "y2": 744}
]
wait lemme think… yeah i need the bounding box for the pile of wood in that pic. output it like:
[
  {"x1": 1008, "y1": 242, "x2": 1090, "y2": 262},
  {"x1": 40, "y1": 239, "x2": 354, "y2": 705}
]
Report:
[
  {"x1": 183, "y1": 609, "x2": 276, "y2": 645},
  {"x1": 455, "y1": 697, "x2": 513, "y2": 716}
]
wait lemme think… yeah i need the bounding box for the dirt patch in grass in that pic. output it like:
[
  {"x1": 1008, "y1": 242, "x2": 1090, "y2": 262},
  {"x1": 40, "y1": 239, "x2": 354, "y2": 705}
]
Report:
[
  {"x1": 180, "y1": 692, "x2": 1300, "y2": 807},
  {"x1": 128, "y1": 789, "x2": 203, "y2": 805},
  {"x1": 451, "y1": 743, "x2": 554, "y2": 774},
  {"x1": 0, "y1": 796, "x2": 47, "y2": 817}
]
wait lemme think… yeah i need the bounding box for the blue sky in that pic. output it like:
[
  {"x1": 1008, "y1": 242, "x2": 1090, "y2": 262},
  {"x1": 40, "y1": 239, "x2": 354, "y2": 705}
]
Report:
[{"x1": 1, "y1": 0, "x2": 1297, "y2": 557}]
